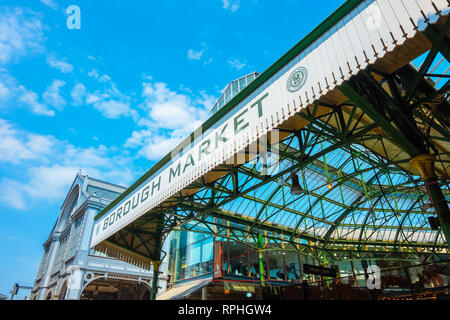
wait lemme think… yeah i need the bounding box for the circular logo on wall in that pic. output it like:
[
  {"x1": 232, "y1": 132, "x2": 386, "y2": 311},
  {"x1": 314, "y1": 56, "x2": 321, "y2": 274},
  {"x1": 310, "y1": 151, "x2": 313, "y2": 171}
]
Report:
[{"x1": 287, "y1": 66, "x2": 308, "y2": 92}]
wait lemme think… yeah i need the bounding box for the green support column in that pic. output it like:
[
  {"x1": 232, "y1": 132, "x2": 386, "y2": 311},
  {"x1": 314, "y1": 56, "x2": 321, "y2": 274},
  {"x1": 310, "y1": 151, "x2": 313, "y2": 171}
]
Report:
[
  {"x1": 150, "y1": 260, "x2": 161, "y2": 300},
  {"x1": 150, "y1": 212, "x2": 165, "y2": 300},
  {"x1": 257, "y1": 234, "x2": 265, "y2": 287},
  {"x1": 410, "y1": 154, "x2": 450, "y2": 249},
  {"x1": 258, "y1": 251, "x2": 265, "y2": 287}
]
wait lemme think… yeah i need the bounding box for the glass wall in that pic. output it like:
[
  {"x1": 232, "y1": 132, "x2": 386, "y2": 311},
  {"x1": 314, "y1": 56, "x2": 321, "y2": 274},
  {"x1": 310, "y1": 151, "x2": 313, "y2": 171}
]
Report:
[
  {"x1": 221, "y1": 241, "x2": 305, "y2": 282},
  {"x1": 167, "y1": 222, "x2": 440, "y2": 287},
  {"x1": 168, "y1": 230, "x2": 214, "y2": 282},
  {"x1": 168, "y1": 224, "x2": 316, "y2": 284}
]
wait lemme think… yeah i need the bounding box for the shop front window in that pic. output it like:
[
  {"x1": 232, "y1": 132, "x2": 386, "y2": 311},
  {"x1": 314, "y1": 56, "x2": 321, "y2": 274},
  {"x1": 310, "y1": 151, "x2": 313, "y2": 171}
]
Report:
[{"x1": 168, "y1": 230, "x2": 214, "y2": 282}]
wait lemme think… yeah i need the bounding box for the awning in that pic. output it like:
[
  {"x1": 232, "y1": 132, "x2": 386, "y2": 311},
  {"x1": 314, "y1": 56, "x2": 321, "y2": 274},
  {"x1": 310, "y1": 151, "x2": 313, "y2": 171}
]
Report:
[{"x1": 156, "y1": 277, "x2": 212, "y2": 300}]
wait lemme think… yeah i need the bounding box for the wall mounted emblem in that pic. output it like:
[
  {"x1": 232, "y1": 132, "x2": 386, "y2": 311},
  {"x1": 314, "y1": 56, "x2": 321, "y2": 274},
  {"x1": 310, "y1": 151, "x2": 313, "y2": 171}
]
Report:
[{"x1": 287, "y1": 66, "x2": 308, "y2": 92}]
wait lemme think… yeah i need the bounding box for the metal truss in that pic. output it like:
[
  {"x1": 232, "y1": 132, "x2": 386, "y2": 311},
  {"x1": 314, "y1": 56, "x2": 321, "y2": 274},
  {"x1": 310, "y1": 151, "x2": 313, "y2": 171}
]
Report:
[{"x1": 104, "y1": 22, "x2": 450, "y2": 265}]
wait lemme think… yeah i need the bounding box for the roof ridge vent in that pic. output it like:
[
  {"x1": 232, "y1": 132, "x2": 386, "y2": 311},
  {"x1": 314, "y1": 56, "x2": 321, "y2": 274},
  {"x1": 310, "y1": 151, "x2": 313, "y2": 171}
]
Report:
[{"x1": 211, "y1": 72, "x2": 259, "y2": 115}]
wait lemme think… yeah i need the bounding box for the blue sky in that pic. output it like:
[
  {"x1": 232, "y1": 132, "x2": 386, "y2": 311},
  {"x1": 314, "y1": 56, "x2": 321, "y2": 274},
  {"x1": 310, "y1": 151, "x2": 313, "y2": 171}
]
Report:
[{"x1": 0, "y1": 0, "x2": 348, "y2": 298}]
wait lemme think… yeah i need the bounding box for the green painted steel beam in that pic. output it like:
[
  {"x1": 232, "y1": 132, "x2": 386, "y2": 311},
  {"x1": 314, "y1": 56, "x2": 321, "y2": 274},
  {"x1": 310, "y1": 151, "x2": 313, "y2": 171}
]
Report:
[
  {"x1": 424, "y1": 25, "x2": 450, "y2": 62},
  {"x1": 405, "y1": 17, "x2": 450, "y2": 101},
  {"x1": 94, "y1": 0, "x2": 366, "y2": 222},
  {"x1": 340, "y1": 82, "x2": 422, "y2": 156},
  {"x1": 322, "y1": 172, "x2": 380, "y2": 245},
  {"x1": 393, "y1": 194, "x2": 429, "y2": 250}
]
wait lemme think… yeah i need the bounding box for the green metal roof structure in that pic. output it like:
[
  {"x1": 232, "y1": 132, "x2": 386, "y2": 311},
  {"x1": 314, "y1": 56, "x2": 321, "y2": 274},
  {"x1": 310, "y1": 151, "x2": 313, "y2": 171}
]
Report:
[{"x1": 90, "y1": 1, "x2": 450, "y2": 295}]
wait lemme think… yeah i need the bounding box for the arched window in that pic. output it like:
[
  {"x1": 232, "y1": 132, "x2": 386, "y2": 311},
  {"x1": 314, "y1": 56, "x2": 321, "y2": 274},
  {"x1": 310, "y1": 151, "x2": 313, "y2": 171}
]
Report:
[
  {"x1": 57, "y1": 186, "x2": 79, "y2": 231},
  {"x1": 67, "y1": 193, "x2": 79, "y2": 217},
  {"x1": 59, "y1": 281, "x2": 68, "y2": 300}
]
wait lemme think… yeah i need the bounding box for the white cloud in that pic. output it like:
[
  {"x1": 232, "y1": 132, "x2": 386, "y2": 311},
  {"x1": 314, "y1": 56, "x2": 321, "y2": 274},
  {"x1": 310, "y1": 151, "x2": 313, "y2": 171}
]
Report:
[
  {"x1": 126, "y1": 128, "x2": 183, "y2": 161},
  {"x1": 124, "y1": 129, "x2": 152, "y2": 149},
  {"x1": 84, "y1": 69, "x2": 136, "y2": 119},
  {"x1": 150, "y1": 100, "x2": 194, "y2": 129},
  {"x1": 0, "y1": 8, "x2": 45, "y2": 64},
  {"x1": 0, "y1": 71, "x2": 54, "y2": 116},
  {"x1": 23, "y1": 165, "x2": 79, "y2": 201},
  {"x1": 222, "y1": 0, "x2": 240, "y2": 12},
  {"x1": 0, "y1": 82, "x2": 11, "y2": 100},
  {"x1": 43, "y1": 79, "x2": 66, "y2": 109},
  {"x1": 203, "y1": 57, "x2": 213, "y2": 65},
  {"x1": 47, "y1": 54, "x2": 74, "y2": 73},
  {"x1": 92, "y1": 99, "x2": 132, "y2": 119},
  {"x1": 123, "y1": 80, "x2": 214, "y2": 161},
  {"x1": 0, "y1": 119, "x2": 137, "y2": 209},
  {"x1": 228, "y1": 58, "x2": 246, "y2": 70},
  {"x1": 0, "y1": 72, "x2": 16, "y2": 105},
  {"x1": 88, "y1": 69, "x2": 100, "y2": 79},
  {"x1": 141, "y1": 82, "x2": 209, "y2": 131},
  {"x1": 71, "y1": 83, "x2": 86, "y2": 106},
  {"x1": 88, "y1": 69, "x2": 112, "y2": 82},
  {"x1": 86, "y1": 93, "x2": 101, "y2": 104},
  {"x1": 26, "y1": 134, "x2": 55, "y2": 155},
  {"x1": 98, "y1": 74, "x2": 111, "y2": 82},
  {"x1": 88, "y1": 69, "x2": 111, "y2": 82},
  {"x1": 40, "y1": 0, "x2": 59, "y2": 10},
  {"x1": 187, "y1": 49, "x2": 204, "y2": 61},
  {"x1": 18, "y1": 86, "x2": 54, "y2": 116},
  {"x1": 196, "y1": 91, "x2": 217, "y2": 110},
  {"x1": 0, "y1": 119, "x2": 55, "y2": 164},
  {"x1": 0, "y1": 178, "x2": 27, "y2": 210},
  {"x1": 0, "y1": 165, "x2": 83, "y2": 210},
  {"x1": 140, "y1": 135, "x2": 183, "y2": 161}
]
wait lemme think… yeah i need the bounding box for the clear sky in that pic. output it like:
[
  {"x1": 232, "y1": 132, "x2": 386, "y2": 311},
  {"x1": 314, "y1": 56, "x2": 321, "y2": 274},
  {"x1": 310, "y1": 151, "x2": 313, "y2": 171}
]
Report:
[{"x1": 0, "y1": 0, "x2": 348, "y2": 299}]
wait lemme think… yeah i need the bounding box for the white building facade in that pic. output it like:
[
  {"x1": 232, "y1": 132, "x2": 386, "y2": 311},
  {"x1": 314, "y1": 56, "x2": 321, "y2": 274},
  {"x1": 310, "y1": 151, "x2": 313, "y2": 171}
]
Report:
[{"x1": 31, "y1": 174, "x2": 168, "y2": 300}]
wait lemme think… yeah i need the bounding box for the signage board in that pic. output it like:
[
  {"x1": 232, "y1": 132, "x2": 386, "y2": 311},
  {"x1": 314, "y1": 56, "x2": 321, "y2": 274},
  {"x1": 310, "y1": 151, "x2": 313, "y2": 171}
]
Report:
[
  {"x1": 303, "y1": 264, "x2": 337, "y2": 278},
  {"x1": 213, "y1": 241, "x2": 224, "y2": 278}
]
